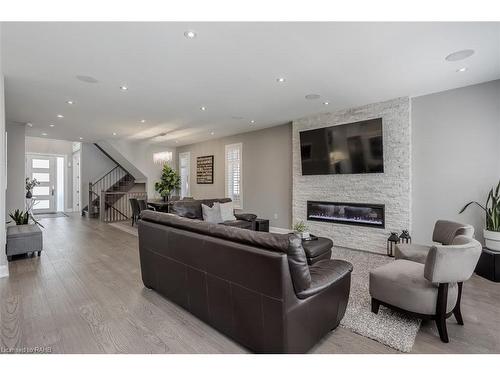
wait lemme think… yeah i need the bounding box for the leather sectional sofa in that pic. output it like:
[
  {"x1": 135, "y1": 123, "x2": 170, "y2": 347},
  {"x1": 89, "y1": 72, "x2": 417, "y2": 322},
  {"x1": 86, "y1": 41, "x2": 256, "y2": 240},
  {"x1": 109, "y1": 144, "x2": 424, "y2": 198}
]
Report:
[
  {"x1": 169, "y1": 198, "x2": 257, "y2": 230},
  {"x1": 138, "y1": 211, "x2": 353, "y2": 353}
]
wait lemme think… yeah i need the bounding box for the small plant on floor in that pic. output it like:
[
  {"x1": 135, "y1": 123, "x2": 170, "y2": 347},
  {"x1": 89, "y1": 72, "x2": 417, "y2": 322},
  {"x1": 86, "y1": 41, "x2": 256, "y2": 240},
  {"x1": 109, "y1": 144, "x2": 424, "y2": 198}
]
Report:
[
  {"x1": 293, "y1": 220, "x2": 310, "y2": 239},
  {"x1": 154, "y1": 164, "x2": 181, "y2": 202},
  {"x1": 25, "y1": 177, "x2": 40, "y2": 199}
]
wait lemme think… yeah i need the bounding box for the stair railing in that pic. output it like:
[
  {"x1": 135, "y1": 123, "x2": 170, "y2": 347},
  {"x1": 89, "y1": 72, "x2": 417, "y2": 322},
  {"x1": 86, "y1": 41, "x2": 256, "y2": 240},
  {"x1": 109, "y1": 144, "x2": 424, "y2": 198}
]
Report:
[{"x1": 99, "y1": 191, "x2": 148, "y2": 223}]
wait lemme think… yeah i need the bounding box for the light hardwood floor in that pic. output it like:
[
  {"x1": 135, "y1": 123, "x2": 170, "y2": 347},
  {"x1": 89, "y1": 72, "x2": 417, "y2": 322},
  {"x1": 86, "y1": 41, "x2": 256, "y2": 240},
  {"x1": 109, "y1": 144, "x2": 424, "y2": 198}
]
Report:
[{"x1": 1, "y1": 214, "x2": 499, "y2": 354}]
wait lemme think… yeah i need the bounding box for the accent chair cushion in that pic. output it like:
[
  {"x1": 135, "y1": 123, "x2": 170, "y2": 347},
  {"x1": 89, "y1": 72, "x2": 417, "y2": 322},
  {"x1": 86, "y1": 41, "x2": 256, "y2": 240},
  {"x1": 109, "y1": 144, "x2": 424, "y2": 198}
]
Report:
[
  {"x1": 369, "y1": 259, "x2": 458, "y2": 315},
  {"x1": 202, "y1": 202, "x2": 223, "y2": 223}
]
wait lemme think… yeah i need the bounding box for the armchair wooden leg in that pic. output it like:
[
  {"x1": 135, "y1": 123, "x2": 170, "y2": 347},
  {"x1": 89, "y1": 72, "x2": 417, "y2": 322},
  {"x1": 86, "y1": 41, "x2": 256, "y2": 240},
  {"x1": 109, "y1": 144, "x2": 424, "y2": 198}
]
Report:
[
  {"x1": 436, "y1": 283, "x2": 450, "y2": 343},
  {"x1": 371, "y1": 298, "x2": 380, "y2": 314},
  {"x1": 453, "y1": 282, "x2": 464, "y2": 325}
]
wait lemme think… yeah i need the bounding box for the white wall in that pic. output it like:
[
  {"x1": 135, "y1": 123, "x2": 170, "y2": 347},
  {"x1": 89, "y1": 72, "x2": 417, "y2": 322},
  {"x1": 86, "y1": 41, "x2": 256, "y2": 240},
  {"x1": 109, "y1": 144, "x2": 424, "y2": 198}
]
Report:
[
  {"x1": 176, "y1": 124, "x2": 292, "y2": 228},
  {"x1": 25, "y1": 136, "x2": 74, "y2": 211},
  {"x1": 107, "y1": 139, "x2": 176, "y2": 199},
  {"x1": 6, "y1": 122, "x2": 26, "y2": 216},
  {"x1": 80, "y1": 143, "x2": 117, "y2": 209},
  {"x1": 411, "y1": 80, "x2": 500, "y2": 245},
  {"x1": 0, "y1": 24, "x2": 9, "y2": 278}
]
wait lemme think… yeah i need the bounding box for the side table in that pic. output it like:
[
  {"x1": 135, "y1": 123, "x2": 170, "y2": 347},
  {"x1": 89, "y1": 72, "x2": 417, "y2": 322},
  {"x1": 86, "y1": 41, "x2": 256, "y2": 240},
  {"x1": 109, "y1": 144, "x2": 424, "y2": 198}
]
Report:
[{"x1": 475, "y1": 247, "x2": 500, "y2": 282}]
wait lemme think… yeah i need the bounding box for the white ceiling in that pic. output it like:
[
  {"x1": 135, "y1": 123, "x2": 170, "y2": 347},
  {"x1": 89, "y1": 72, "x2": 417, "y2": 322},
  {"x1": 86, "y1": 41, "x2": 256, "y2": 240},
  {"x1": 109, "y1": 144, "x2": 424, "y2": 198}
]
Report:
[{"x1": 2, "y1": 22, "x2": 499, "y2": 146}]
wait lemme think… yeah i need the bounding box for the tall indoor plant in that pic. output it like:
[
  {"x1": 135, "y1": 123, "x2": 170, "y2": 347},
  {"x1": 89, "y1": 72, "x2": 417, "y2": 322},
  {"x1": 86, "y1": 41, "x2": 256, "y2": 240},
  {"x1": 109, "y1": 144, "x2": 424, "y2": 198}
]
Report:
[
  {"x1": 154, "y1": 164, "x2": 181, "y2": 202},
  {"x1": 460, "y1": 179, "x2": 500, "y2": 251}
]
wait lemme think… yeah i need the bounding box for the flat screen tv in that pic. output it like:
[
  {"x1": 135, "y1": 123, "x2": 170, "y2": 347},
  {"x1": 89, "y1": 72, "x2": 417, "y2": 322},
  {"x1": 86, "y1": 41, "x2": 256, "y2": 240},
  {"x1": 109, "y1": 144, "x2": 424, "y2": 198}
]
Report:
[{"x1": 300, "y1": 118, "x2": 383, "y2": 175}]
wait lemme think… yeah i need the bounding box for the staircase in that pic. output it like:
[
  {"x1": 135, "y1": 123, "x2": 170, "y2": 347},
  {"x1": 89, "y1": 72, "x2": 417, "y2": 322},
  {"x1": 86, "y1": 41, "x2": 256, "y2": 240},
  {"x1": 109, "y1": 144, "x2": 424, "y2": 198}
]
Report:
[{"x1": 82, "y1": 144, "x2": 137, "y2": 219}]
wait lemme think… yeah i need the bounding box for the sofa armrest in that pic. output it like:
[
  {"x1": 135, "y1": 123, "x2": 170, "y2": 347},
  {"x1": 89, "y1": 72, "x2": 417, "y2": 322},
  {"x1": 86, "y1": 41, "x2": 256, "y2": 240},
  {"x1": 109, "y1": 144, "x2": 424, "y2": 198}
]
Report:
[
  {"x1": 296, "y1": 259, "x2": 353, "y2": 299},
  {"x1": 234, "y1": 212, "x2": 257, "y2": 222}
]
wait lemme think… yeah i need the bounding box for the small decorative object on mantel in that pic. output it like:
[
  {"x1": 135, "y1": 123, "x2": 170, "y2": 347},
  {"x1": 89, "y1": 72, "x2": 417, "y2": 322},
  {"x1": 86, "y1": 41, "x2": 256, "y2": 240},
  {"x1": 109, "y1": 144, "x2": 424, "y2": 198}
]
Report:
[
  {"x1": 387, "y1": 232, "x2": 400, "y2": 257},
  {"x1": 25, "y1": 177, "x2": 39, "y2": 199},
  {"x1": 293, "y1": 220, "x2": 310, "y2": 239},
  {"x1": 399, "y1": 229, "x2": 411, "y2": 244},
  {"x1": 197, "y1": 155, "x2": 214, "y2": 184}
]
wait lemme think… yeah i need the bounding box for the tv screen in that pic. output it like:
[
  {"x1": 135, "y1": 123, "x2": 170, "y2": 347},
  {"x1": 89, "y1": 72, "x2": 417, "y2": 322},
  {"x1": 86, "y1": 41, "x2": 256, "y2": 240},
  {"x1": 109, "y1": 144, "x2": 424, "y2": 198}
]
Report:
[{"x1": 300, "y1": 118, "x2": 384, "y2": 175}]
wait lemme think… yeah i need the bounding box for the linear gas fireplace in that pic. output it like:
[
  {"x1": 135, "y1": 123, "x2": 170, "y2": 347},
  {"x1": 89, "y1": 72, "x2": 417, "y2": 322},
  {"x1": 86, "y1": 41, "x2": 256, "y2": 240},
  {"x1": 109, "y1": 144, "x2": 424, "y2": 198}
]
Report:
[{"x1": 307, "y1": 201, "x2": 385, "y2": 228}]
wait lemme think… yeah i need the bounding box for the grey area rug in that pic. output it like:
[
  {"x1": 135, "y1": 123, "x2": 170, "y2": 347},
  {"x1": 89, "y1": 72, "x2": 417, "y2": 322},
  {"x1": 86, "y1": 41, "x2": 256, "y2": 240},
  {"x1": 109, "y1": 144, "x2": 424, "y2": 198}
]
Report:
[{"x1": 334, "y1": 247, "x2": 421, "y2": 352}]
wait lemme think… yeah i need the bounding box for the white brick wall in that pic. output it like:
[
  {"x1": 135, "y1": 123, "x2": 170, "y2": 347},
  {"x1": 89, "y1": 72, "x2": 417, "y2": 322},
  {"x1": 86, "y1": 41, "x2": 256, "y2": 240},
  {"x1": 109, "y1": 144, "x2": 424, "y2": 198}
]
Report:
[{"x1": 292, "y1": 97, "x2": 411, "y2": 254}]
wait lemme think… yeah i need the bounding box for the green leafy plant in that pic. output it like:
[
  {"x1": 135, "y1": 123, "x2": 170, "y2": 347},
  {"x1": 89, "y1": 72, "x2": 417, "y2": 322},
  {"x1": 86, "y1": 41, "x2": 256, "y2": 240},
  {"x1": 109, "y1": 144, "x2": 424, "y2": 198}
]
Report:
[
  {"x1": 154, "y1": 164, "x2": 181, "y2": 199},
  {"x1": 8, "y1": 208, "x2": 44, "y2": 228},
  {"x1": 293, "y1": 220, "x2": 309, "y2": 233},
  {"x1": 460, "y1": 179, "x2": 500, "y2": 232}
]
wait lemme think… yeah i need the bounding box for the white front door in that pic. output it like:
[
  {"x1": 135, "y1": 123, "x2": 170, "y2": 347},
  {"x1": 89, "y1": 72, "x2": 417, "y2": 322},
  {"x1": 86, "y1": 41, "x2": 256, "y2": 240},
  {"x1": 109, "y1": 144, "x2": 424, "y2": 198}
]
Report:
[{"x1": 27, "y1": 154, "x2": 57, "y2": 213}]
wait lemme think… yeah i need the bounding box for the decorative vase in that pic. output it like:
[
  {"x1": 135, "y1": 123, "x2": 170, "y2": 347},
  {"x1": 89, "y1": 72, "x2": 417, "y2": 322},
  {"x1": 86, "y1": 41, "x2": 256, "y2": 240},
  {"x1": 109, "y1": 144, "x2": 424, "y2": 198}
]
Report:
[
  {"x1": 484, "y1": 229, "x2": 500, "y2": 252},
  {"x1": 26, "y1": 190, "x2": 32, "y2": 199}
]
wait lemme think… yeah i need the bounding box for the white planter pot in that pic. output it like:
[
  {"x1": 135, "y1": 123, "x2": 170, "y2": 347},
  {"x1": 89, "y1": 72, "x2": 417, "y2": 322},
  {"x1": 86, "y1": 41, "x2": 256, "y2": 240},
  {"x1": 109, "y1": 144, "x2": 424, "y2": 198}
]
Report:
[
  {"x1": 300, "y1": 231, "x2": 310, "y2": 239},
  {"x1": 484, "y1": 229, "x2": 500, "y2": 252}
]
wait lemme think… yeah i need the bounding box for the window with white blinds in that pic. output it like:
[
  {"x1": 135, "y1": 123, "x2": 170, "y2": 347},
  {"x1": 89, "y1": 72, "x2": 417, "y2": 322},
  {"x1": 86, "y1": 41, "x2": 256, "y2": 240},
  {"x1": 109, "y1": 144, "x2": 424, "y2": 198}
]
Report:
[
  {"x1": 179, "y1": 152, "x2": 191, "y2": 198},
  {"x1": 225, "y1": 143, "x2": 242, "y2": 209}
]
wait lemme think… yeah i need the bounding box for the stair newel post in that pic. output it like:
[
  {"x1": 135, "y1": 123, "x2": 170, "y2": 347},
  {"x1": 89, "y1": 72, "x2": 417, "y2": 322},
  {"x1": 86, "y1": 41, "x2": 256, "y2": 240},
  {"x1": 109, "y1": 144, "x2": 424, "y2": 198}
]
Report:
[
  {"x1": 100, "y1": 190, "x2": 105, "y2": 222},
  {"x1": 89, "y1": 182, "x2": 93, "y2": 216}
]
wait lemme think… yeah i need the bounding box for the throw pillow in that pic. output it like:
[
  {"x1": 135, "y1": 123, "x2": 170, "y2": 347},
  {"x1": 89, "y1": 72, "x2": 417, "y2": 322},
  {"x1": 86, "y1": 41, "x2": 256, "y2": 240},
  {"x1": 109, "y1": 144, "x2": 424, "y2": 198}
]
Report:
[
  {"x1": 202, "y1": 202, "x2": 223, "y2": 223},
  {"x1": 219, "y1": 201, "x2": 237, "y2": 222}
]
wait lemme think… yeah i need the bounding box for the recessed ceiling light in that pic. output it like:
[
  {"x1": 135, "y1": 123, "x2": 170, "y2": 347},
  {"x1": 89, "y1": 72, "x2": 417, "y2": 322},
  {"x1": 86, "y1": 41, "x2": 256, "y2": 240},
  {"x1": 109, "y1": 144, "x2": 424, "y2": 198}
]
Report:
[
  {"x1": 250, "y1": 120, "x2": 255, "y2": 124},
  {"x1": 445, "y1": 49, "x2": 475, "y2": 62},
  {"x1": 57, "y1": 114, "x2": 64, "y2": 118},
  {"x1": 323, "y1": 101, "x2": 330, "y2": 105},
  {"x1": 200, "y1": 106, "x2": 207, "y2": 111},
  {"x1": 41, "y1": 133, "x2": 47, "y2": 136},
  {"x1": 184, "y1": 30, "x2": 197, "y2": 39},
  {"x1": 49, "y1": 124, "x2": 55, "y2": 127},
  {"x1": 140, "y1": 119, "x2": 146, "y2": 123},
  {"x1": 456, "y1": 67, "x2": 468, "y2": 73},
  {"x1": 175, "y1": 140, "x2": 179, "y2": 144},
  {"x1": 66, "y1": 100, "x2": 74, "y2": 105},
  {"x1": 112, "y1": 132, "x2": 117, "y2": 136},
  {"x1": 76, "y1": 75, "x2": 98, "y2": 84},
  {"x1": 26, "y1": 123, "x2": 33, "y2": 127},
  {"x1": 79, "y1": 137, "x2": 84, "y2": 140},
  {"x1": 276, "y1": 77, "x2": 286, "y2": 83},
  {"x1": 120, "y1": 86, "x2": 128, "y2": 91},
  {"x1": 305, "y1": 94, "x2": 321, "y2": 100},
  {"x1": 210, "y1": 131, "x2": 215, "y2": 136}
]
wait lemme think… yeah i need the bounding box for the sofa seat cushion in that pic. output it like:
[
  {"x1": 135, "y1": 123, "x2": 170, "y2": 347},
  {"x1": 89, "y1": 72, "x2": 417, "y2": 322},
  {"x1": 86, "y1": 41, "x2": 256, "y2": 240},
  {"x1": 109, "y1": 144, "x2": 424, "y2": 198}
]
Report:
[
  {"x1": 297, "y1": 259, "x2": 353, "y2": 299},
  {"x1": 222, "y1": 220, "x2": 253, "y2": 230},
  {"x1": 369, "y1": 260, "x2": 458, "y2": 316},
  {"x1": 395, "y1": 243, "x2": 430, "y2": 264}
]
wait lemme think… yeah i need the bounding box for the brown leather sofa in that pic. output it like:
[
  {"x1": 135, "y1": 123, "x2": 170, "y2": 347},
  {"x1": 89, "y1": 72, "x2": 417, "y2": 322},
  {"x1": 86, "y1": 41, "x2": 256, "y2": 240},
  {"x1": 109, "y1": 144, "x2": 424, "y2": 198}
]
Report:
[
  {"x1": 169, "y1": 198, "x2": 257, "y2": 230},
  {"x1": 138, "y1": 211, "x2": 353, "y2": 353}
]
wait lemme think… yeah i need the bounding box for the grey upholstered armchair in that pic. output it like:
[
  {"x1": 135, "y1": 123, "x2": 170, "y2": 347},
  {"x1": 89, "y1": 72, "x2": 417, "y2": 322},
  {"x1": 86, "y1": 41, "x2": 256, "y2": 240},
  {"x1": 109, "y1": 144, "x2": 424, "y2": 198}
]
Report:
[
  {"x1": 369, "y1": 235, "x2": 482, "y2": 343},
  {"x1": 395, "y1": 220, "x2": 474, "y2": 264}
]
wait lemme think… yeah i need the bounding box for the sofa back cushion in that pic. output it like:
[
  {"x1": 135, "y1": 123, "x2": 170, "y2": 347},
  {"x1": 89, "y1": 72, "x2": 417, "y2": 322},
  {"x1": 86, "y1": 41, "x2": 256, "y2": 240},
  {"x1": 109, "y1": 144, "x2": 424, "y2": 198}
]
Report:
[
  {"x1": 170, "y1": 198, "x2": 232, "y2": 220},
  {"x1": 140, "y1": 210, "x2": 312, "y2": 293}
]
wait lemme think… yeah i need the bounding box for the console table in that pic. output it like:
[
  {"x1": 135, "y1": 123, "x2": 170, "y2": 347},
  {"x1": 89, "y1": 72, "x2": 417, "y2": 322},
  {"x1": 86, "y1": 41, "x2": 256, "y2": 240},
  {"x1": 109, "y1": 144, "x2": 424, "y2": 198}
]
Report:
[{"x1": 475, "y1": 247, "x2": 500, "y2": 282}]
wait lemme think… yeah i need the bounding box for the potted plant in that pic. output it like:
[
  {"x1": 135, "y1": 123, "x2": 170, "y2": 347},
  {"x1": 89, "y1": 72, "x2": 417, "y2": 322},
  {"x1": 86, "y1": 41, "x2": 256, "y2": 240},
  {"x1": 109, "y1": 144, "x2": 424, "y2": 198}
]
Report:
[
  {"x1": 154, "y1": 164, "x2": 181, "y2": 202},
  {"x1": 460, "y1": 179, "x2": 500, "y2": 251},
  {"x1": 8, "y1": 202, "x2": 44, "y2": 228},
  {"x1": 25, "y1": 177, "x2": 39, "y2": 199},
  {"x1": 293, "y1": 220, "x2": 310, "y2": 239}
]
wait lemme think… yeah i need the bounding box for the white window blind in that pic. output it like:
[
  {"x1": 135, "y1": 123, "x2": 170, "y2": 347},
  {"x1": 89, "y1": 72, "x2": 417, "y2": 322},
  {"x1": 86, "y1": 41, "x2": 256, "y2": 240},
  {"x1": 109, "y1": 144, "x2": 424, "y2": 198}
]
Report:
[
  {"x1": 225, "y1": 143, "x2": 242, "y2": 209},
  {"x1": 179, "y1": 152, "x2": 191, "y2": 198}
]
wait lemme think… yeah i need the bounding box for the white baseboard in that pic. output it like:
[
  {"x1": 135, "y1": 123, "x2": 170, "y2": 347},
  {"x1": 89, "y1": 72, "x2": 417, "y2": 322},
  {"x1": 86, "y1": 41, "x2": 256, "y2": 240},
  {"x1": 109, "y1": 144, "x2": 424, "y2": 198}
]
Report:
[
  {"x1": 0, "y1": 265, "x2": 9, "y2": 278},
  {"x1": 269, "y1": 226, "x2": 291, "y2": 234}
]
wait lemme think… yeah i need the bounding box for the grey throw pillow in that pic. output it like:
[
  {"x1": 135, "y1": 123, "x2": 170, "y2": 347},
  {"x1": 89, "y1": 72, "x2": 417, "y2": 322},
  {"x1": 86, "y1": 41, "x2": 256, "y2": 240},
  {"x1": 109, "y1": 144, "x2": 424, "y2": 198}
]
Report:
[{"x1": 202, "y1": 202, "x2": 223, "y2": 223}]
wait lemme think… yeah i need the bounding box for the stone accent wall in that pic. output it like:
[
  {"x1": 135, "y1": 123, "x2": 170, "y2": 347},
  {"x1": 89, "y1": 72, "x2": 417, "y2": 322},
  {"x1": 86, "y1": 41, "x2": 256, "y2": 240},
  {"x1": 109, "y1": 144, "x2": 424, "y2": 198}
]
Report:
[{"x1": 292, "y1": 97, "x2": 411, "y2": 254}]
